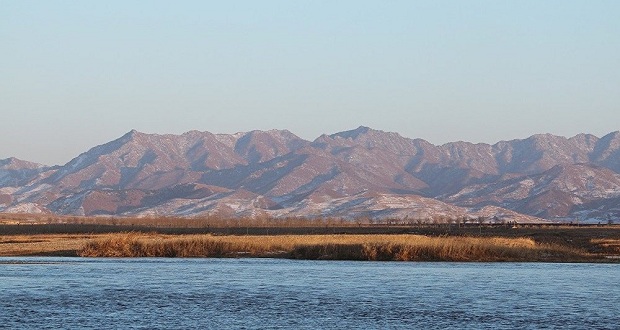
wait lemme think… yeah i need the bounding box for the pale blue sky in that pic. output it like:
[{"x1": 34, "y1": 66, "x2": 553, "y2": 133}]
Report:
[{"x1": 2, "y1": 1, "x2": 619, "y2": 165}]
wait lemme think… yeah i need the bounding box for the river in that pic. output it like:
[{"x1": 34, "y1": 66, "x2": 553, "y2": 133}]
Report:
[{"x1": 1, "y1": 258, "x2": 618, "y2": 329}]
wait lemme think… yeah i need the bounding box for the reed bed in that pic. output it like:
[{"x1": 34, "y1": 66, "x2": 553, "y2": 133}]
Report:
[
  {"x1": 591, "y1": 238, "x2": 620, "y2": 254},
  {"x1": 78, "y1": 233, "x2": 588, "y2": 261}
]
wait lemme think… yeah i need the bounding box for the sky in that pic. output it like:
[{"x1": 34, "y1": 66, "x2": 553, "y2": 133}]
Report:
[{"x1": 2, "y1": 1, "x2": 619, "y2": 166}]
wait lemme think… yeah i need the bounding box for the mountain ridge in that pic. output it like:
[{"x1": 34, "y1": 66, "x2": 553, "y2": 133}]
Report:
[{"x1": 2, "y1": 127, "x2": 620, "y2": 223}]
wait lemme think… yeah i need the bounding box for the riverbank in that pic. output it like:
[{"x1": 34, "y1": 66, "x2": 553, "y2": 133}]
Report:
[{"x1": 1, "y1": 230, "x2": 619, "y2": 262}]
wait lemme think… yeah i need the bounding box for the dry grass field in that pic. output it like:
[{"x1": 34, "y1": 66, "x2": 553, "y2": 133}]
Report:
[
  {"x1": 1, "y1": 213, "x2": 620, "y2": 262},
  {"x1": 75, "y1": 233, "x2": 591, "y2": 261},
  {"x1": 1, "y1": 231, "x2": 618, "y2": 262},
  {"x1": 0, "y1": 234, "x2": 97, "y2": 256}
]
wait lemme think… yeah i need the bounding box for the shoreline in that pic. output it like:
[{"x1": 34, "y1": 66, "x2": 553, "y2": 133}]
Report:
[{"x1": 1, "y1": 229, "x2": 619, "y2": 262}]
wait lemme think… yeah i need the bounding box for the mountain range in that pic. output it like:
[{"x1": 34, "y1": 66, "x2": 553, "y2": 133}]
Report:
[{"x1": 2, "y1": 127, "x2": 620, "y2": 223}]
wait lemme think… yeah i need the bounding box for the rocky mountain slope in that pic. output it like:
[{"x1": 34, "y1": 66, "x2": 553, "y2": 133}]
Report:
[{"x1": 2, "y1": 127, "x2": 620, "y2": 223}]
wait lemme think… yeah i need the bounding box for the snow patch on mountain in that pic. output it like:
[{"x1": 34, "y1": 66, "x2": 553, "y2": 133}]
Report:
[
  {"x1": 4, "y1": 128, "x2": 620, "y2": 222},
  {"x1": 4, "y1": 203, "x2": 48, "y2": 214}
]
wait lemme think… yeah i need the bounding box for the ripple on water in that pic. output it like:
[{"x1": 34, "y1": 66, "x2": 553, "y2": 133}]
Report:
[{"x1": 1, "y1": 258, "x2": 619, "y2": 329}]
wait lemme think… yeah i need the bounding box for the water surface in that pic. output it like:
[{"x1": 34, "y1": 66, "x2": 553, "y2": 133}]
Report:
[{"x1": 1, "y1": 258, "x2": 618, "y2": 329}]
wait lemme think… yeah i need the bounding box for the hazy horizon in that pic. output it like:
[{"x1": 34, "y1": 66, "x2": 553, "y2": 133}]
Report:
[{"x1": 2, "y1": 1, "x2": 619, "y2": 165}]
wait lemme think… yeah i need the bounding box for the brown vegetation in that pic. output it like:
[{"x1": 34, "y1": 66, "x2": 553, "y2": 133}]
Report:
[
  {"x1": 0, "y1": 212, "x2": 364, "y2": 228},
  {"x1": 77, "y1": 233, "x2": 590, "y2": 262},
  {"x1": 2, "y1": 213, "x2": 619, "y2": 261},
  {"x1": 0, "y1": 234, "x2": 95, "y2": 256}
]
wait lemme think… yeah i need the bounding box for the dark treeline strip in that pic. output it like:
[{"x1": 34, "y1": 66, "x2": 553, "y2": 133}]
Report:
[
  {"x1": 3, "y1": 223, "x2": 618, "y2": 236},
  {"x1": 0, "y1": 223, "x2": 508, "y2": 236}
]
